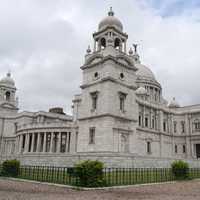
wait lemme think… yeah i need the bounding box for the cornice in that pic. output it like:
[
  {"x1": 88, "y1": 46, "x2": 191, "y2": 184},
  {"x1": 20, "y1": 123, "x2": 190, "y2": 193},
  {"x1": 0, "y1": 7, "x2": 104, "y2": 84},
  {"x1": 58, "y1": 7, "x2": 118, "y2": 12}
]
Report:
[
  {"x1": 93, "y1": 26, "x2": 128, "y2": 38},
  {"x1": 80, "y1": 76, "x2": 137, "y2": 90},
  {"x1": 78, "y1": 113, "x2": 137, "y2": 122},
  {"x1": 81, "y1": 55, "x2": 137, "y2": 71}
]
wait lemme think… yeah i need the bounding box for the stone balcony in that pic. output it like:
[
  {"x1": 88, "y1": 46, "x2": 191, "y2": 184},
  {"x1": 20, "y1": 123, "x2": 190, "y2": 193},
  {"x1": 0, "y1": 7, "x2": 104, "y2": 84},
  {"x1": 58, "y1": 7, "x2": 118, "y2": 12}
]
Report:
[{"x1": 16, "y1": 122, "x2": 73, "y2": 132}]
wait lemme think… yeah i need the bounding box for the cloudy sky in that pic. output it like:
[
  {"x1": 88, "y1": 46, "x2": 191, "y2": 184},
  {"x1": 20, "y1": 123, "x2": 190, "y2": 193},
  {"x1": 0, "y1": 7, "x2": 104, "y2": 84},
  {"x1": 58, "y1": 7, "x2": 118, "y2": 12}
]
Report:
[{"x1": 1, "y1": 0, "x2": 200, "y2": 114}]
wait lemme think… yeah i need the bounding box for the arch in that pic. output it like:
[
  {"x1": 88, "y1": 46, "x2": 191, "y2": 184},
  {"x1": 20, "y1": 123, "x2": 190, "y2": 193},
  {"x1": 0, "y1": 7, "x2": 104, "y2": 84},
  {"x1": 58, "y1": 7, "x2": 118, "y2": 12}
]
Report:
[
  {"x1": 121, "y1": 134, "x2": 129, "y2": 153},
  {"x1": 100, "y1": 37, "x2": 106, "y2": 49},
  {"x1": 5, "y1": 91, "x2": 11, "y2": 101},
  {"x1": 114, "y1": 38, "x2": 121, "y2": 49}
]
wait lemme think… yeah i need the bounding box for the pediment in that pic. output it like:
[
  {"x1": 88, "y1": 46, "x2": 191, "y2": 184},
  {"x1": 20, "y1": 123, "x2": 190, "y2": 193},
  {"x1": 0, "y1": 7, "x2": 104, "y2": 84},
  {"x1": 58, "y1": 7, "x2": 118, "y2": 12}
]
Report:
[
  {"x1": 85, "y1": 54, "x2": 103, "y2": 65},
  {"x1": 116, "y1": 55, "x2": 134, "y2": 67},
  {"x1": 0, "y1": 102, "x2": 16, "y2": 109},
  {"x1": 117, "y1": 58, "x2": 129, "y2": 65}
]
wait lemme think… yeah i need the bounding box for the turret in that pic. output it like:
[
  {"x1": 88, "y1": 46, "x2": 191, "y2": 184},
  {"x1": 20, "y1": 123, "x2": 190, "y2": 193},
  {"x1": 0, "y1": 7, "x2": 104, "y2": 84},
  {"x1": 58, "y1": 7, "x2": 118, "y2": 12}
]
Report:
[{"x1": 0, "y1": 72, "x2": 18, "y2": 113}]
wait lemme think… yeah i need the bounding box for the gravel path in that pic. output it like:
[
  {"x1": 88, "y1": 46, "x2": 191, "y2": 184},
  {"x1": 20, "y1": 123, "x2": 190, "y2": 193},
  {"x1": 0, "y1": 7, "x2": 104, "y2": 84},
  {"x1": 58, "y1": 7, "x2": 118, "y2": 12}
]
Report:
[{"x1": 0, "y1": 178, "x2": 200, "y2": 200}]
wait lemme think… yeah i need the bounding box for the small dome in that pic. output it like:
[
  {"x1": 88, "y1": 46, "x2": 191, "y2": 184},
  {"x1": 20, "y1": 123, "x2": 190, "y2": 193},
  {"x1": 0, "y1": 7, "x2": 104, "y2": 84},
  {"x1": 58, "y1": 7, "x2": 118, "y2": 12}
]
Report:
[
  {"x1": 135, "y1": 86, "x2": 147, "y2": 95},
  {"x1": 0, "y1": 72, "x2": 15, "y2": 87},
  {"x1": 168, "y1": 97, "x2": 180, "y2": 108},
  {"x1": 135, "y1": 63, "x2": 156, "y2": 80},
  {"x1": 98, "y1": 7, "x2": 123, "y2": 31}
]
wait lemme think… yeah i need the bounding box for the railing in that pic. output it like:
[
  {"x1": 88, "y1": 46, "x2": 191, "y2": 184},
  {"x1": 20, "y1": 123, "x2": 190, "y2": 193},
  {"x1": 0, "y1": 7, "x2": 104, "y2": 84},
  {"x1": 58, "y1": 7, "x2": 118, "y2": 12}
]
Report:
[{"x1": 1, "y1": 166, "x2": 200, "y2": 187}]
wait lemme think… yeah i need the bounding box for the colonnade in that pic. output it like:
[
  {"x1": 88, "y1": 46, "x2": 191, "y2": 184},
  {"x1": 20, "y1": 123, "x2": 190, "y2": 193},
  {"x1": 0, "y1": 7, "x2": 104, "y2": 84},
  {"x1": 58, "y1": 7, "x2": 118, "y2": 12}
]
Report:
[{"x1": 17, "y1": 132, "x2": 71, "y2": 154}]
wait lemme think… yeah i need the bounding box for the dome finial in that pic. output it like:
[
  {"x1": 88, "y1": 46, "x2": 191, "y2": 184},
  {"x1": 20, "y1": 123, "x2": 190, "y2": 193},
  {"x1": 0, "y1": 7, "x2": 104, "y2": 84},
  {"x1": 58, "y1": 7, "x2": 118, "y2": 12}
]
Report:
[
  {"x1": 129, "y1": 47, "x2": 133, "y2": 55},
  {"x1": 7, "y1": 70, "x2": 11, "y2": 77},
  {"x1": 108, "y1": 7, "x2": 114, "y2": 16},
  {"x1": 86, "y1": 45, "x2": 91, "y2": 54}
]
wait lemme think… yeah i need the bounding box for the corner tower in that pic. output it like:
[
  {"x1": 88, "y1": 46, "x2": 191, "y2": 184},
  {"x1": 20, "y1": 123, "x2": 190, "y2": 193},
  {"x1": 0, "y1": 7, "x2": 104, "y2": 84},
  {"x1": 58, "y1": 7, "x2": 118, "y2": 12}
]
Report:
[
  {"x1": 76, "y1": 8, "x2": 139, "y2": 154},
  {"x1": 0, "y1": 72, "x2": 18, "y2": 114}
]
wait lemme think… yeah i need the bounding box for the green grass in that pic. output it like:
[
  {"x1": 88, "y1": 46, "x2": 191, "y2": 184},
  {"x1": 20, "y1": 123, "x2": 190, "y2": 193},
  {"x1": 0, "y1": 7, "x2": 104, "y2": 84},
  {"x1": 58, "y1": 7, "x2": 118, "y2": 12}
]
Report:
[
  {"x1": 18, "y1": 166, "x2": 77, "y2": 185},
  {"x1": 103, "y1": 168, "x2": 175, "y2": 186}
]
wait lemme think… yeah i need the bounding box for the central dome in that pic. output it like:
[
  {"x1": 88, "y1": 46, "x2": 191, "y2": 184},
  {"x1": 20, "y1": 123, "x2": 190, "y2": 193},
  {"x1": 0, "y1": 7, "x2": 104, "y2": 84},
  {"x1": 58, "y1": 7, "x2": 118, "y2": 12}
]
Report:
[
  {"x1": 135, "y1": 63, "x2": 156, "y2": 80},
  {"x1": 98, "y1": 7, "x2": 123, "y2": 32}
]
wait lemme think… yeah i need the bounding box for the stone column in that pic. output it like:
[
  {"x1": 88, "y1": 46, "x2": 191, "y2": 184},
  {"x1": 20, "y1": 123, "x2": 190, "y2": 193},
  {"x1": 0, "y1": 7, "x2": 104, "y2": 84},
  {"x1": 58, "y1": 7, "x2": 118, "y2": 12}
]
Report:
[
  {"x1": 93, "y1": 41, "x2": 96, "y2": 52},
  {"x1": 150, "y1": 109, "x2": 152, "y2": 129},
  {"x1": 57, "y1": 132, "x2": 61, "y2": 153},
  {"x1": 18, "y1": 135, "x2": 22, "y2": 154},
  {"x1": 24, "y1": 133, "x2": 30, "y2": 153},
  {"x1": 31, "y1": 133, "x2": 35, "y2": 152},
  {"x1": 186, "y1": 114, "x2": 192, "y2": 158},
  {"x1": 36, "y1": 133, "x2": 41, "y2": 152},
  {"x1": 124, "y1": 41, "x2": 127, "y2": 53},
  {"x1": 42, "y1": 132, "x2": 47, "y2": 153},
  {"x1": 65, "y1": 132, "x2": 69, "y2": 153},
  {"x1": 49, "y1": 132, "x2": 54, "y2": 153},
  {"x1": 142, "y1": 105, "x2": 145, "y2": 128},
  {"x1": 159, "y1": 110, "x2": 164, "y2": 157}
]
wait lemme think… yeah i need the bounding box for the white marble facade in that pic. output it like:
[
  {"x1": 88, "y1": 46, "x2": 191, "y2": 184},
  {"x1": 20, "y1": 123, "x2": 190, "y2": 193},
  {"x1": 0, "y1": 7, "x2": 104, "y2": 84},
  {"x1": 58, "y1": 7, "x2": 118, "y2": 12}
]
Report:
[{"x1": 1, "y1": 8, "x2": 200, "y2": 167}]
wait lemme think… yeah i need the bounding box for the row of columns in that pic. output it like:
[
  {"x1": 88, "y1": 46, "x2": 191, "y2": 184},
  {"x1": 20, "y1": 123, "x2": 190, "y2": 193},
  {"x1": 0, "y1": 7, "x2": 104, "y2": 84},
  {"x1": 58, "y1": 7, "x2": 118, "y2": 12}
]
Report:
[{"x1": 17, "y1": 132, "x2": 71, "y2": 154}]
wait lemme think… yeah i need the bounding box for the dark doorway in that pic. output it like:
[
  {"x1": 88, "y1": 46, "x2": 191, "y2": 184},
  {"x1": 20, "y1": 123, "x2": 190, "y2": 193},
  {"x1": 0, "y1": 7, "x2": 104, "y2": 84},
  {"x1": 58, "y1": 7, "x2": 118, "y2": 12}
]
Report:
[{"x1": 196, "y1": 144, "x2": 200, "y2": 158}]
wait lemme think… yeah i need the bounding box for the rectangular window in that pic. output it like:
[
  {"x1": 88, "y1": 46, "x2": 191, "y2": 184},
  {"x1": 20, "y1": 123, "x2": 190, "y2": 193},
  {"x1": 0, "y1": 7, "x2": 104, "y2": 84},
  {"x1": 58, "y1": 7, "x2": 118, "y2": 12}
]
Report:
[
  {"x1": 90, "y1": 92, "x2": 98, "y2": 111},
  {"x1": 183, "y1": 145, "x2": 186, "y2": 153},
  {"x1": 89, "y1": 127, "x2": 95, "y2": 144},
  {"x1": 147, "y1": 141, "x2": 151, "y2": 154},
  {"x1": 174, "y1": 121, "x2": 177, "y2": 133},
  {"x1": 175, "y1": 145, "x2": 178, "y2": 153},
  {"x1": 118, "y1": 92, "x2": 127, "y2": 112},
  {"x1": 139, "y1": 115, "x2": 142, "y2": 126},
  {"x1": 181, "y1": 121, "x2": 185, "y2": 133},
  {"x1": 61, "y1": 132, "x2": 67, "y2": 153},
  {"x1": 120, "y1": 97, "x2": 125, "y2": 111},
  {"x1": 194, "y1": 121, "x2": 200, "y2": 131},
  {"x1": 152, "y1": 118, "x2": 155, "y2": 129},
  {"x1": 145, "y1": 117, "x2": 148, "y2": 127},
  {"x1": 163, "y1": 121, "x2": 166, "y2": 132}
]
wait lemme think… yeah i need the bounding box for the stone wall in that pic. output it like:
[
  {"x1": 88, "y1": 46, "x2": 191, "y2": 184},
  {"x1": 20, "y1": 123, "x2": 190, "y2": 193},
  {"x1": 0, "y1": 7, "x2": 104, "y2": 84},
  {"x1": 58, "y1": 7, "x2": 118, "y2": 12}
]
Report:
[{"x1": 4, "y1": 153, "x2": 200, "y2": 168}]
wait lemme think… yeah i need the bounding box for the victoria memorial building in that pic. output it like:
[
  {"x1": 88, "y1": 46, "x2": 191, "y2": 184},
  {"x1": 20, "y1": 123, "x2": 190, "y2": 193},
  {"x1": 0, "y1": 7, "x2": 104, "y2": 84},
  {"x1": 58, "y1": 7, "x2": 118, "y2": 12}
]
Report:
[{"x1": 1, "y1": 8, "x2": 200, "y2": 167}]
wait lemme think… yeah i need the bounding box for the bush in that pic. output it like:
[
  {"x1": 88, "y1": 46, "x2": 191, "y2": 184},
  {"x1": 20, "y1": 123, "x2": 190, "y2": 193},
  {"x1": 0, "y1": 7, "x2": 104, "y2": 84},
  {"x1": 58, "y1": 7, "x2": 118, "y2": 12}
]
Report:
[
  {"x1": 2, "y1": 159, "x2": 20, "y2": 177},
  {"x1": 171, "y1": 160, "x2": 189, "y2": 180},
  {"x1": 74, "y1": 160, "x2": 105, "y2": 187}
]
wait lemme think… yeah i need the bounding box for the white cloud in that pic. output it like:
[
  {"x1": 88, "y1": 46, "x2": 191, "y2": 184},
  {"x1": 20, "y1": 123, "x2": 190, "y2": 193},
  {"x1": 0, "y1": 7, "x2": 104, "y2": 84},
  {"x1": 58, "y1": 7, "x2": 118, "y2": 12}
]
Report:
[{"x1": 0, "y1": 0, "x2": 200, "y2": 114}]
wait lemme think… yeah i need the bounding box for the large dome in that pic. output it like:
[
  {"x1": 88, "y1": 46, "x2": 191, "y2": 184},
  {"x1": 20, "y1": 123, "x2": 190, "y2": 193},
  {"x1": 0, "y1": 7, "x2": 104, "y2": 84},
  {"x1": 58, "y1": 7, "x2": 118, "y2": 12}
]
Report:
[
  {"x1": 0, "y1": 72, "x2": 15, "y2": 87},
  {"x1": 98, "y1": 8, "x2": 123, "y2": 32},
  {"x1": 135, "y1": 63, "x2": 156, "y2": 80}
]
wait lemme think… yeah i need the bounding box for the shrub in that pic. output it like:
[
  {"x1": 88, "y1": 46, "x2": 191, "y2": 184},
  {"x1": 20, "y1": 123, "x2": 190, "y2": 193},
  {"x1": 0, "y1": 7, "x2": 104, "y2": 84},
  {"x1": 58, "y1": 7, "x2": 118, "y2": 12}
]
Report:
[
  {"x1": 2, "y1": 159, "x2": 20, "y2": 177},
  {"x1": 171, "y1": 160, "x2": 189, "y2": 180},
  {"x1": 74, "y1": 160, "x2": 105, "y2": 187}
]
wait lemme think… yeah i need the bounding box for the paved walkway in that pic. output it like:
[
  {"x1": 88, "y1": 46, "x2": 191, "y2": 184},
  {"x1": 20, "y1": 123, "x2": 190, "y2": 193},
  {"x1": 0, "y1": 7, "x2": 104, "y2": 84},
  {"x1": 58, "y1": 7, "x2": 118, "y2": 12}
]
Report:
[{"x1": 0, "y1": 178, "x2": 200, "y2": 200}]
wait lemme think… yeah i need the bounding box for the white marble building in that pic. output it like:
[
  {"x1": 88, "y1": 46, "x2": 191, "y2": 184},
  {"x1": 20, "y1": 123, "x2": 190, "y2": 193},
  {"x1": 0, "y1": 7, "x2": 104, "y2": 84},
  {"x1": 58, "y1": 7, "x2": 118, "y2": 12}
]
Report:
[{"x1": 1, "y1": 8, "x2": 200, "y2": 167}]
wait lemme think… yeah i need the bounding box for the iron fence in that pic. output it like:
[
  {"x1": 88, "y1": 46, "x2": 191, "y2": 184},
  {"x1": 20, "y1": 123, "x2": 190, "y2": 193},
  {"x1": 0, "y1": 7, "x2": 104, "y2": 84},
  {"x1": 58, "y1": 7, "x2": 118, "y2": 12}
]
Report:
[{"x1": 1, "y1": 165, "x2": 200, "y2": 186}]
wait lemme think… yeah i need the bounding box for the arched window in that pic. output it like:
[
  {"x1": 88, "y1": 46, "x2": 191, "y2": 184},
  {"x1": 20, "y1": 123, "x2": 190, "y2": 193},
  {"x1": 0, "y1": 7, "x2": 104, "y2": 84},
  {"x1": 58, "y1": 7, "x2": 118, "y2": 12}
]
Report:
[
  {"x1": 147, "y1": 141, "x2": 151, "y2": 154},
  {"x1": 114, "y1": 38, "x2": 121, "y2": 50},
  {"x1": 121, "y1": 134, "x2": 129, "y2": 153},
  {"x1": 100, "y1": 38, "x2": 106, "y2": 49},
  {"x1": 5, "y1": 91, "x2": 11, "y2": 101}
]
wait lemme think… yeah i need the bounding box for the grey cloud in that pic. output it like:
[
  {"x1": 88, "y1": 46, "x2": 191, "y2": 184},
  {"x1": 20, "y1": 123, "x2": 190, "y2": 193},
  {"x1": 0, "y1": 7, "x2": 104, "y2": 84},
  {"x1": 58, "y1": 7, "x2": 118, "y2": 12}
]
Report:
[{"x1": 0, "y1": 0, "x2": 200, "y2": 114}]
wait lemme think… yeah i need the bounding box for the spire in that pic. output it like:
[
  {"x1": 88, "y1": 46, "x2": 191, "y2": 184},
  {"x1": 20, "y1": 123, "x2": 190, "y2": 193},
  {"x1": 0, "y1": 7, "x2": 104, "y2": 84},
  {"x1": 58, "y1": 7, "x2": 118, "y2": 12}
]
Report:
[
  {"x1": 132, "y1": 43, "x2": 140, "y2": 63},
  {"x1": 108, "y1": 7, "x2": 114, "y2": 16},
  {"x1": 133, "y1": 43, "x2": 138, "y2": 54}
]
